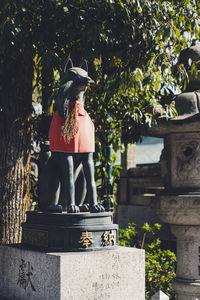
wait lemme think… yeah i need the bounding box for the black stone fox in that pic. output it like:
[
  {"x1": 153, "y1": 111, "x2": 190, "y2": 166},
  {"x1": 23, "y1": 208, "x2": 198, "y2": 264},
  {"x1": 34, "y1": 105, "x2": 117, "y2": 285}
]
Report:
[{"x1": 39, "y1": 58, "x2": 105, "y2": 213}]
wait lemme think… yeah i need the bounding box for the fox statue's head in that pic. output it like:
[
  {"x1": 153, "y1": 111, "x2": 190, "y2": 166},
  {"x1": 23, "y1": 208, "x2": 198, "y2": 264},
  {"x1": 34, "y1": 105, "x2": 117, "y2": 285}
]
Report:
[
  {"x1": 61, "y1": 58, "x2": 94, "y2": 90},
  {"x1": 56, "y1": 58, "x2": 95, "y2": 118},
  {"x1": 56, "y1": 58, "x2": 95, "y2": 143}
]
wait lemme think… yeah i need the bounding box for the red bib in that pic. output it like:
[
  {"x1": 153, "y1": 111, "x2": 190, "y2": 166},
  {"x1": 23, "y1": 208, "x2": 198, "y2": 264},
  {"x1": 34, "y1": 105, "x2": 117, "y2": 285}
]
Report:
[{"x1": 49, "y1": 103, "x2": 95, "y2": 153}]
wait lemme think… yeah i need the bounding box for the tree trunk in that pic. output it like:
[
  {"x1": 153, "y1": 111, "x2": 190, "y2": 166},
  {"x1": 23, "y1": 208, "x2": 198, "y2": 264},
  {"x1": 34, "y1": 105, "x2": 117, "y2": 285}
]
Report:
[
  {"x1": 0, "y1": 52, "x2": 33, "y2": 244},
  {"x1": 0, "y1": 122, "x2": 31, "y2": 243}
]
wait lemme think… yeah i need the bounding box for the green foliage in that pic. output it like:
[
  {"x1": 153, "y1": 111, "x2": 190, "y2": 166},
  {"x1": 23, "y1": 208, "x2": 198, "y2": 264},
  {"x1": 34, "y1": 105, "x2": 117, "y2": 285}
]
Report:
[{"x1": 119, "y1": 222, "x2": 177, "y2": 299}]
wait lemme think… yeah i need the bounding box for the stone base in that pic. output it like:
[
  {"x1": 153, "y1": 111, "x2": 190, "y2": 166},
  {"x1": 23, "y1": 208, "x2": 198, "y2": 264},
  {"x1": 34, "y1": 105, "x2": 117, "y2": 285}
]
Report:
[
  {"x1": 174, "y1": 278, "x2": 200, "y2": 300},
  {"x1": 22, "y1": 211, "x2": 118, "y2": 252},
  {"x1": 0, "y1": 245, "x2": 145, "y2": 300}
]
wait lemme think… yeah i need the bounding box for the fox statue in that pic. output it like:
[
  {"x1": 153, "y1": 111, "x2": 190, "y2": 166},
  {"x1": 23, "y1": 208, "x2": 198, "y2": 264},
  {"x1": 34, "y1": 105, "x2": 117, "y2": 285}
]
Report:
[{"x1": 38, "y1": 58, "x2": 105, "y2": 213}]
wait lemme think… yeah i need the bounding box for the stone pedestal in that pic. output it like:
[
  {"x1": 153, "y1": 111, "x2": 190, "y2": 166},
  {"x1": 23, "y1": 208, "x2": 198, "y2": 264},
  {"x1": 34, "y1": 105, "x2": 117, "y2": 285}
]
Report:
[
  {"x1": 21, "y1": 211, "x2": 118, "y2": 252},
  {"x1": 153, "y1": 176, "x2": 200, "y2": 299},
  {"x1": 0, "y1": 245, "x2": 145, "y2": 300}
]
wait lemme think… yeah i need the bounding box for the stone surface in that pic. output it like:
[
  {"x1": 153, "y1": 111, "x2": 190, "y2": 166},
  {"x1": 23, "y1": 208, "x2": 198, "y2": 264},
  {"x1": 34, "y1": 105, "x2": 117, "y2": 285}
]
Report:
[
  {"x1": 147, "y1": 115, "x2": 200, "y2": 138},
  {"x1": 153, "y1": 193, "x2": 200, "y2": 225},
  {"x1": 121, "y1": 144, "x2": 136, "y2": 174},
  {"x1": 119, "y1": 144, "x2": 136, "y2": 204},
  {"x1": 0, "y1": 245, "x2": 145, "y2": 300},
  {"x1": 166, "y1": 132, "x2": 200, "y2": 189},
  {"x1": 171, "y1": 224, "x2": 200, "y2": 299},
  {"x1": 151, "y1": 290, "x2": 169, "y2": 300},
  {"x1": 150, "y1": 132, "x2": 200, "y2": 299},
  {"x1": 173, "y1": 278, "x2": 200, "y2": 300},
  {"x1": 22, "y1": 211, "x2": 118, "y2": 252}
]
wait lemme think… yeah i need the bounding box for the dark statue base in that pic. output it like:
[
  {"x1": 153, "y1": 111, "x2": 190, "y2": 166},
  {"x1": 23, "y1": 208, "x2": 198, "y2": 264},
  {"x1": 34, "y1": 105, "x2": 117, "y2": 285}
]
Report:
[{"x1": 21, "y1": 211, "x2": 118, "y2": 252}]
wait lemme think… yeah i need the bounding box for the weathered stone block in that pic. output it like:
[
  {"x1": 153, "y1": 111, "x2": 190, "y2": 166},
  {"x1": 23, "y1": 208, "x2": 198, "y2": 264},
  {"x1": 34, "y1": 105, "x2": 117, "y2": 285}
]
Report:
[{"x1": 0, "y1": 245, "x2": 145, "y2": 300}]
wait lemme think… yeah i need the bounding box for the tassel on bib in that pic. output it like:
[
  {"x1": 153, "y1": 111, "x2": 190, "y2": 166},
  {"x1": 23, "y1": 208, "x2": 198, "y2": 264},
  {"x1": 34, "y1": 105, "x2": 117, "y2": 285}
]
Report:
[{"x1": 62, "y1": 102, "x2": 78, "y2": 143}]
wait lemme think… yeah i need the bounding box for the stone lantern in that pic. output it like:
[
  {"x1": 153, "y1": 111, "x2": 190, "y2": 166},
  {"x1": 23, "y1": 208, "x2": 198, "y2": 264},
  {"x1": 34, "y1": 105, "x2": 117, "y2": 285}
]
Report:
[{"x1": 149, "y1": 43, "x2": 200, "y2": 300}]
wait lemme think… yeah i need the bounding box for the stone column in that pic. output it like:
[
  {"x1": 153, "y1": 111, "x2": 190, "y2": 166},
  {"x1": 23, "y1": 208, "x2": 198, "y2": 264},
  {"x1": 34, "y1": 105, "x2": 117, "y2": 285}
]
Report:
[
  {"x1": 153, "y1": 132, "x2": 200, "y2": 300},
  {"x1": 119, "y1": 144, "x2": 136, "y2": 204},
  {"x1": 172, "y1": 225, "x2": 200, "y2": 300}
]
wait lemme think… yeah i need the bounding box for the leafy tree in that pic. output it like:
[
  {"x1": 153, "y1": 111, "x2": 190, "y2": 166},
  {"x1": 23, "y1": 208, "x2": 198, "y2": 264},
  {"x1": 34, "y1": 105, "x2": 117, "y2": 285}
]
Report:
[
  {"x1": 119, "y1": 223, "x2": 177, "y2": 299},
  {"x1": 0, "y1": 0, "x2": 199, "y2": 242}
]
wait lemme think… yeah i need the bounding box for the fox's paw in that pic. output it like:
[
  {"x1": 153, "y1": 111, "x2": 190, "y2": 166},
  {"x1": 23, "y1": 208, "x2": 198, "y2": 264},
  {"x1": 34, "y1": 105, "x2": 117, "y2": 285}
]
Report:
[
  {"x1": 44, "y1": 204, "x2": 62, "y2": 213},
  {"x1": 90, "y1": 204, "x2": 105, "y2": 213},
  {"x1": 79, "y1": 204, "x2": 90, "y2": 212},
  {"x1": 67, "y1": 205, "x2": 80, "y2": 213}
]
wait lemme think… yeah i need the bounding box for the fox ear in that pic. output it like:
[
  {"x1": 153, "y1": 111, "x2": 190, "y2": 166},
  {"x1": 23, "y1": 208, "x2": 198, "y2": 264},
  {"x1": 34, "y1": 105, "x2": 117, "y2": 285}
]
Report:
[
  {"x1": 63, "y1": 58, "x2": 73, "y2": 73},
  {"x1": 79, "y1": 59, "x2": 88, "y2": 72}
]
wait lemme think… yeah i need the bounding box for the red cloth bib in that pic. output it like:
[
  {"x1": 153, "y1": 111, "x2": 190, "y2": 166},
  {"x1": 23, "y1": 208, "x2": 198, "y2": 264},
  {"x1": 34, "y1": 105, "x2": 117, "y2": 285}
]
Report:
[{"x1": 49, "y1": 103, "x2": 95, "y2": 153}]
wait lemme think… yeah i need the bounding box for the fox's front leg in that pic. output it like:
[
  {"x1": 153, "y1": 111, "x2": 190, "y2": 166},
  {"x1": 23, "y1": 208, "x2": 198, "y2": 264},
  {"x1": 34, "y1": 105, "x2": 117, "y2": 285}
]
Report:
[
  {"x1": 53, "y1": 152, "x2": 80, "y2": 213},
  {"x1": 82, "y1": 153, "x2": 105, "y2": 213}
]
